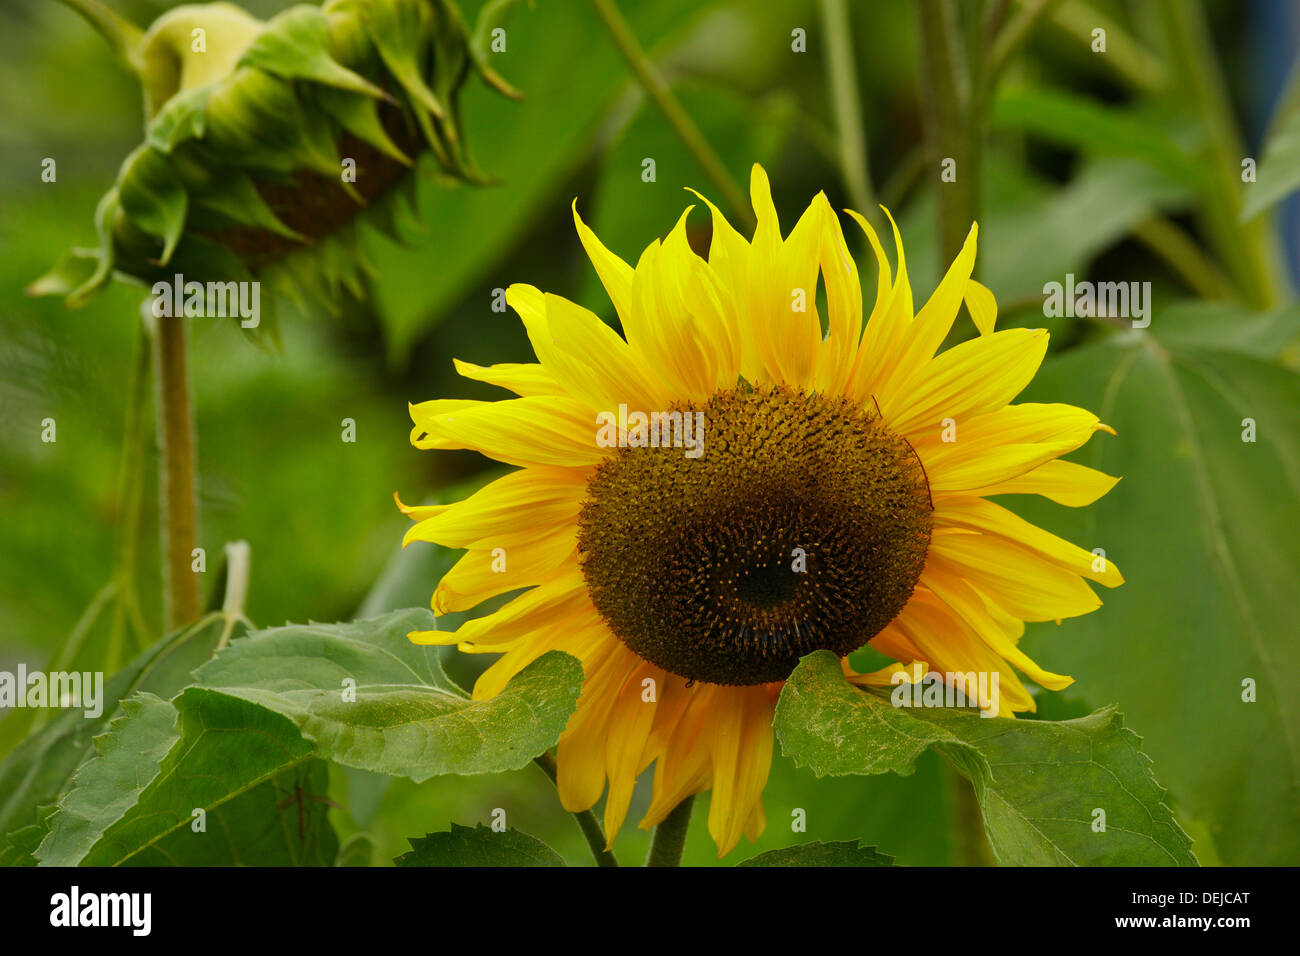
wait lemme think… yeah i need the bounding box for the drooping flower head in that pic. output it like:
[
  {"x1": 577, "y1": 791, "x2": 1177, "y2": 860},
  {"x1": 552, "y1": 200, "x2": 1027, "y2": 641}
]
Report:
[
  {"x1": 31, "y1": 0, "x2": 514, "y2": 328},
  {"x1": 401, "y1": 164, "x2": 1122, "y2": 856}
]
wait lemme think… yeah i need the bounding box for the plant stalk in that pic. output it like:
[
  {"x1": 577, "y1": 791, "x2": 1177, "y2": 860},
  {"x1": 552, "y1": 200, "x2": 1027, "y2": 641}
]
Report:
[
  {"x1": 946, "y1": 763, "x2": 996, "y2": 866},
  {"x1": 916, "y1": 0, "x2": 974, "y2": 272},
  {"x1": 589, "y1": 0, "x2": 755, "y2": 232},
  {"x1": 1155, "y1": 0, "x2": 1282, "y2": 308},
  {"x1": 645, "y1": 795, "x2": 694, "y2": 867},
  {"x1": 51, "y1": 0, "x2": 144, "y2": 75},
  {"x1": 819, "y1": 0, "x2": 883, "y2": 235},
  {"x1": 153, "y1": 313, "x2": 200, "y2": 629},
  {"x1": 534, "y1": 752, "x2": 619, "y2": 867}
]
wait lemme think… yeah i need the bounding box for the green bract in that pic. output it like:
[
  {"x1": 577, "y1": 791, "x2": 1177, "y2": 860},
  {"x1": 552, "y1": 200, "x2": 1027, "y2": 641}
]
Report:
[{"x1": 31, "y1": 0, "x2": 516, "y2": 324}]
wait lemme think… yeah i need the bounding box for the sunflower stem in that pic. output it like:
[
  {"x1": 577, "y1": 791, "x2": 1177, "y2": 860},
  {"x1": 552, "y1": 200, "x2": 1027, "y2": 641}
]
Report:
[
  {"x1": 153, "y1": 313, "x2": 201, "y2": 629},
  {"x1": 945, "y1": 762, "x2": 996, "y2": 866},
  {"x1": 534, "y1": 752, "x2": 619, "y2": 867},
  {"x1": 588, "y1": 0, "x2": 755, "y2": 232},
  {"x1": 819, "y1": 0, "x2": 884, "y2": 237},
  {"x1": 51, "y1": 0, "x2": 145, "y2": 76},
  {"x1": 645, "y1": 795, "x2": 694, "y2": 867},
  {"x1": 1154, "y1": 0, "x2": 1284, "y2": 308},
  {"x1": 916, "y1": 0, "x2": 975, "y2": 274},
  {"x1": 107, "y1": 310, "x2": 155, "y2": 669}
]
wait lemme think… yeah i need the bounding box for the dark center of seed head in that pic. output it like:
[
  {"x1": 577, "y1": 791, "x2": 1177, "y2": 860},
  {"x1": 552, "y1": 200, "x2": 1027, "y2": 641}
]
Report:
[{"x1": 577, "y1": 385, "x2": 934, "y2": 686}]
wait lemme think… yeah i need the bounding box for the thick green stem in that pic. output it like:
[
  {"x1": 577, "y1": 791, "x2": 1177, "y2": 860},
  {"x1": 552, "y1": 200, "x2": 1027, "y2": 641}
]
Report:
[
  {"x1": 819, "y1": 0, "x2": 883, "y2": 235},
  {"x1": 917, "y1": 0, "x2": 974, "y2": 272},
  {"x1": 589, "y1": 0, "x2": 755, "y2": 232},
  {"x1": 153, "y1": 314, "x2": 200, "y2": 629},
  {"x1": 1155, "y1": 0, "x2": 1282, "y2": 308},
  {"x1": 645, "y1": 795, "x2": 694, "y2": 867},
  {"x1": 534, "y1": 752, "x2": 619, "y2": 867},
  {"x1": 946, "y1": 763, "x2": 996, "y2": 866},
  {"x1": 51, "y1": 0, "x2": 144, "y2": 75}
]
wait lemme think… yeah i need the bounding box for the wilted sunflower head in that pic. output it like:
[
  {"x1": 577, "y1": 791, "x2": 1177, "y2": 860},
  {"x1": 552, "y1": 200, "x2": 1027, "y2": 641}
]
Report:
[
  {"x1": 31, "y1": 0, "x2": 515, "y2": 325},
  {"x1": 399, "y1": 163, "x2": 1123, "y2": 856}
]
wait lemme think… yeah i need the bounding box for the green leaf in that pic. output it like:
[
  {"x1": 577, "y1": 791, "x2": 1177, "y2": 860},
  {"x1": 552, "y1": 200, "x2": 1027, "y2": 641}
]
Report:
[
  {"x1": 0, "y1": 808, "x2": 55, "y2": 867},
  {"x1": 193, "y1": 608, "x2": 584, "y2": 779},
  {"x1": 1241, "y1": 60, "x2": 1300, "y2": 221},
  {"x1": 116, "y1": 146, "x2": 188, "y2": 266},
  {"x1": 1137, "y1": 301, "x2": 1300, "y2": 365},
  {"x1": 991, "y1": 87, "x2": 1203, "y2": 190},
  {"x1": 776, "y1": 651, "x2": 1197, "y2": 866},
  {"x1": 897, "y1": 155, "x2": 1193, "y2": 314},
  {"x1": 1015, "y1": 328, "x2": 1300, "y2": 865},
  {"x1": 334, "y1": 831, "x2": 375, "y2": 867},
  {"x1": 0, "y1": 611, "x2": 240, "y2": 842},
  {"x1": 738, "y1": 840, "x2": 896, "y2": 867},
  {"x1": 240, "y1": 6, "x2": 389, "y2": 101},
  {"x1": 36, "y1": 689, "x2": 335, "y2": 866},
  {"x1": 395, "y1": 823, "x2": 564, "y2": 866}
]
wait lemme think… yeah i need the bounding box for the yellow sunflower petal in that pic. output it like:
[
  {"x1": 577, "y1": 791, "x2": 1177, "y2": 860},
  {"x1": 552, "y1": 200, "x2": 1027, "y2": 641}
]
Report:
[
  {"x1": 409, "y1": 395, "x2": 606, "y2": 468},
  {"x1": 401, "y1": 466, "x2": 586, "y2": 549},
  {"x1": 965, "y1": 458, "x2": 1121, "y2": 506},
  {"x1": 886, "y1": 222, "x2": 978, "y2": 388},
  {"x1": 506, "y1": 283, "x2": 666, "y2": 413},
  {"x1": 927, "y1": 531, "x2": 1103, "y2": 621},
  {"x1": 934, "y1": 496, "x2": 1123, "y2": 588},
  {"x1": 572, "y1": 200, "x2": 635, "y2": 324},
  {"x1": 965, "y1": 278, "x2": 997, "y2": 336},
  {"x1": 706, "y1": 686, "x2": 774, "y2": 857},
  {"x1": 432, "y1": 526, "x2": 577, "y2": 614},
  {"x1": 920, "y1": 567, "x2": 1074, "y2": 690},
  {"x1": 452, "y1": 358, "x2": 567, "y2": 397},
  {"x1": 881, "y1": 327, "x2": 1050, "y2": 437}
]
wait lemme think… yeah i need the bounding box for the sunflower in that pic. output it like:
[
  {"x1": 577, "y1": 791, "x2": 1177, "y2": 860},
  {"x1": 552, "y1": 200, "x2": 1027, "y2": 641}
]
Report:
[{"x1": 399, "y1": 164, "x2": 1122, "y2": 857}]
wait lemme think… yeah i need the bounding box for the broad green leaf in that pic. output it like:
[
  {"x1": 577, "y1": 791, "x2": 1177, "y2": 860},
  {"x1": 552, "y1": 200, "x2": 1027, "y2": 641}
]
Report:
[
  {"x1": 991, "y1": 87, "x2": 1202, "y2": 190},
  {"x1": 194, "y1": 608, "x2": 584, "y2": 779},
  {"x1": 899, "y1": 155, "x2": 1193, "y2": 315},
  {"x1": 0, "y1": 611, "x2": 240, "y2": 842},
  {"x1": 1143, "y1": 301, "x2": 1300, "y2": 364},
  {"x1": 1241, "y1": 59, "x2": 1300, "y2": 221},
  {"x1": 738, "y1": 840, "x2": 896, "y2": 867},
  {"x1": 1016, "y1": 328, "x2": 1300, "y2": 865},
  {"x1": 395, "y1": 823, "x2": 563, "y2": 866},
  {"x1": 126, "y1": 761, "x2": 338, "y2": 866},
  {"x1": 776, "y1": 651, "x2": 1196, "y2": 866},
  {"x1": 0, "y1": 808, "x2": 55, "y2": 867},
  {"x1": 36, "y1": 689, "x2": 334, "y2": 866}
]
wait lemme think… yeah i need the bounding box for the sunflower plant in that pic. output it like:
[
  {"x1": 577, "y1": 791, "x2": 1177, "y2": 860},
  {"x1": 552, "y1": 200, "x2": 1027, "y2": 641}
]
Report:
[{"x1": 7, "y1": 0, "x2": 1297, "y2": 874}]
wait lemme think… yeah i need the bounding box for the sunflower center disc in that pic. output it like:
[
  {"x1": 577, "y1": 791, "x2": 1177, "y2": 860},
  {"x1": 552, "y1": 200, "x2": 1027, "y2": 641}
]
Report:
[{"x1": 577, "y1": 385, "x2": 934, "y2": 686}]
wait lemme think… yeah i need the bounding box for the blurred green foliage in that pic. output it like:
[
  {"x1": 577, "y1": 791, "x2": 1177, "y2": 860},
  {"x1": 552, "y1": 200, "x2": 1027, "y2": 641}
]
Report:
[{"x1": 2, "y1": 0, "x2": 1298, "y2": 866}]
